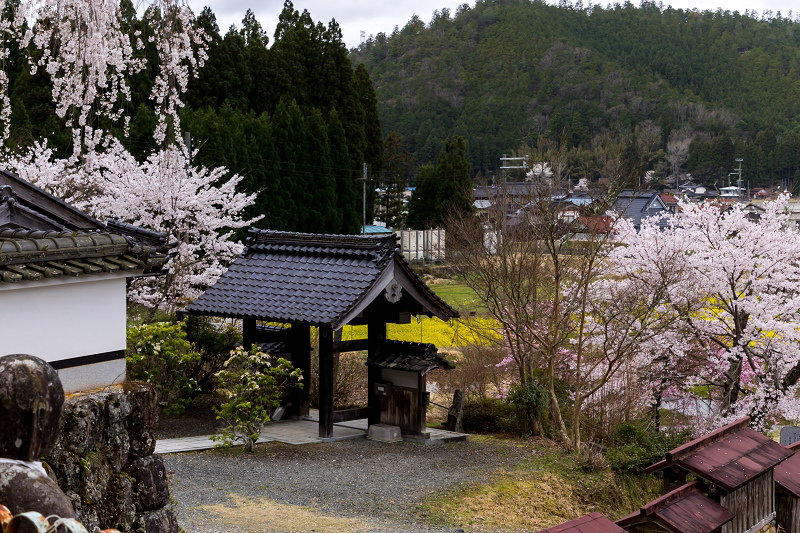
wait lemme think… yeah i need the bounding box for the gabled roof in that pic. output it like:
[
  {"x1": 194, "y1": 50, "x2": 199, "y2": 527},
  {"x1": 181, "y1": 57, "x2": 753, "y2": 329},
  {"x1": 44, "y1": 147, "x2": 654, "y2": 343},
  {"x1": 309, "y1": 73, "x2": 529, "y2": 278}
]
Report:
[
  {"x1": 185, "y1": 229, "x2": 458, "y2": 330},
  {"x1": 367, "y1": 340, "x2": 454, "y2": 375},
  {"x1": 774, "y1": 444, "x2": 800, "y2": 497},
  {"x1": 536, "y1": 512, "x2": 624, "y2": 533},
  {"x1": 0, "y1": 177, "x2": 172, "y2": 283},
  {"x1": 0, "y1": 170, "x2": 104, "y2": 231},
  {"x1": 644, "y1": 417, "x2": 792, "y2": 492},
  {"x1": 611, "y1": 190, "x2": 668, "y2": 229},
  {"x1": 616, "y1": 481, "x2": 734, "y2": 533}
]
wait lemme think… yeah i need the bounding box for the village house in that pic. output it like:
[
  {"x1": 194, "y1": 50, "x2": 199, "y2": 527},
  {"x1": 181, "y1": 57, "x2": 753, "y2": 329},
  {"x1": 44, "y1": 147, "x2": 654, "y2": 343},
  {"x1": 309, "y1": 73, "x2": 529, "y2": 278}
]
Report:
[{"x1": 610, "y1": 189, "x2": 670, "y2": 230}]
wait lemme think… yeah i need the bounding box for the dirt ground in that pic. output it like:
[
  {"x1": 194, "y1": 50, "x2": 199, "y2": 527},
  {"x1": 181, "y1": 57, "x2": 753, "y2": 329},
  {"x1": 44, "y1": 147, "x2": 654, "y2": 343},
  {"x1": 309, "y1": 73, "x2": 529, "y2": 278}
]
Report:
[{"x1": 163, "y1": 437, "x2": 532, "y2": 533}]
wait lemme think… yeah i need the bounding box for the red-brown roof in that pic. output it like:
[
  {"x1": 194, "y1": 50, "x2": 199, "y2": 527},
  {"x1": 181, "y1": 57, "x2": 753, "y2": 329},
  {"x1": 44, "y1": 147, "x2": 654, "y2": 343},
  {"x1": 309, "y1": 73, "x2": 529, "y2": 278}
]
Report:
[
  {"x1": 616, "y1": 481, "x2": 734, "y2": 533},
  {"x1": 660, "y1": 193, "x2": 679, "y2": 204},
  {"x1": 578, "y1": 215, "x2": 613, "y2": 233},
  {"x1": 644, "y1": 417, "x2": 792, "y2": 491},
  {"x1": 775, "y1": 448, "x2": 800, "y2": 497},
  {"x1": 536, "y1": 512, "x2": 624, "y2": 533}
]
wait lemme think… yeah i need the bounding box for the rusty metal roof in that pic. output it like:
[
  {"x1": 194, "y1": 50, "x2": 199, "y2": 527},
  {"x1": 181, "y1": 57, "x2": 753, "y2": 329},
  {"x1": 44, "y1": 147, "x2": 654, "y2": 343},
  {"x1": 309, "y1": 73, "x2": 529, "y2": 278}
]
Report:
[
  {"x1": 536, "y1": 512, "x2": 624, "y2": 533},
  {"x1": 366, "y1": 340, "x2": 455, "y2": 375},
  {"x1": 774, "y1": 448, "x2": 800, "y2": 497},
  {"x1": 645, "y1": 417, "x2": 792, "y2": 491},
  {"x1": 185, "y1": 229, "x2": 457, "y2": 329},
  {"x1": 616, "y1": 481, "x2": 734, "y2": 533}
]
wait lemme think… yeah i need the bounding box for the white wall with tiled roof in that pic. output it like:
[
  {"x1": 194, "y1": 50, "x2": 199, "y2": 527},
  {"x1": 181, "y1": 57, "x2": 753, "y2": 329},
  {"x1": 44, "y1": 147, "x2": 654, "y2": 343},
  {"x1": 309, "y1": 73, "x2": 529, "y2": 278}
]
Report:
[{"x1": 0, "y1": 275, "x2": 128, "y2": 392}]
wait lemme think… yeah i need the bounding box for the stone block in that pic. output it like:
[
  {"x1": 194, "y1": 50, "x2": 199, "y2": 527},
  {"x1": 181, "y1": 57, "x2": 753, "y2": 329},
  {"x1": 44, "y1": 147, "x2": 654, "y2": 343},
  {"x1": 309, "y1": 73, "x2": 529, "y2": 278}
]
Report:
[
  {"x1": 133, "y1": 507, "x2": 179, "y2": 533},
  {"x1": 367, "y1": 424, "x2": 403, "y2": 443},
  {"x1": 126, "y1": 454, "x2": 169, "y2": 511}
]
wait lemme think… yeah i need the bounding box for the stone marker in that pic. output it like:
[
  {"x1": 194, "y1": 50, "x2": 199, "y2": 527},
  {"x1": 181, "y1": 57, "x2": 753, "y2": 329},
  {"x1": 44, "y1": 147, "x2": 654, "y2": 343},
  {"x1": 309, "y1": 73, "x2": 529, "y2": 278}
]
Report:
[{"x1": 0, "y1": 354, "x2": 75, "y2": 519}]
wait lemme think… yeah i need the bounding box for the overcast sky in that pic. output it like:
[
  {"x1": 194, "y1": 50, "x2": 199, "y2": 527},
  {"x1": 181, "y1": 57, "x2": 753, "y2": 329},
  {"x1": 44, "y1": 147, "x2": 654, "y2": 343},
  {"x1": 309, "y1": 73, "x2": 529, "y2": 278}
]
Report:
[{"x1": 190, "y1": 0, "x2": 800, "y2": 50}]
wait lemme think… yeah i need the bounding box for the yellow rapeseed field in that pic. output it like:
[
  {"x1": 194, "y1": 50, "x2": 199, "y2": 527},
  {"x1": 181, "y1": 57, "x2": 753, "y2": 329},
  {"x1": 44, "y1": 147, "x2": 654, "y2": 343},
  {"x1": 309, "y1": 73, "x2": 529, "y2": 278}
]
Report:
[{"x1": 340, "y1": 317, "x2": 501, "y2": 348}]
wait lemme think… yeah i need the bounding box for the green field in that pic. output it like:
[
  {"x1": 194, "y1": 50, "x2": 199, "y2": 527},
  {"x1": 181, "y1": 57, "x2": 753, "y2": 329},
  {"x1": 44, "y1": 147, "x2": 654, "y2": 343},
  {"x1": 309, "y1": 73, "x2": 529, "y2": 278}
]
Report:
[{"x1": 428, "y1": 280, "x2": 487, "y2": 315}]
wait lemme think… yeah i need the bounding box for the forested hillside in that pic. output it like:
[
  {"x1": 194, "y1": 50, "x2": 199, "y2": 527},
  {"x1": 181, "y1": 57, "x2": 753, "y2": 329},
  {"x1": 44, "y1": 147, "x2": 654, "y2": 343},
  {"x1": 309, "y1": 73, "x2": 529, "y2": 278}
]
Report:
[
  {"x1": 6, "y1": 0, "x2": 383, "y2": 235},
  {"x1": 351, "y1": 0, "x2": 800, "y2": 188}
]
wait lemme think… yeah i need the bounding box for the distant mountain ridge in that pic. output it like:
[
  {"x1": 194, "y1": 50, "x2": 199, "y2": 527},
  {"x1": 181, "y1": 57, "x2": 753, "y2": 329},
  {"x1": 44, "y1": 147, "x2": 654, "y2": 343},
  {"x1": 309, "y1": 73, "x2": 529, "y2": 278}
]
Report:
[{"x1": 351, "y1": 0, "x2": 800, "y2": 185}]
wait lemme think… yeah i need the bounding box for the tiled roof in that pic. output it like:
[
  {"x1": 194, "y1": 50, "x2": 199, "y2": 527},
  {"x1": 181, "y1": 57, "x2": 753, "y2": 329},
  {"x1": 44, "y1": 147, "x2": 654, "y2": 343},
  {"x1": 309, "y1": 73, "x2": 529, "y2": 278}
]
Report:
[
  {"x1": 644, "y1": 417, "x2": 792, "y2": 492},
  {"x1": 367, "y1": 340, "x2": 454, "y2": 375},
  {"x1": 536, "y1": 512, "x2": 624, "y2": 533},
  {"x1": 0, "y1": 229, "x2": 148, "y2": 283},
  {"x1": 185, "y1": 229, "x2": 457, "y2": 329},
  {"x1": 616, "y1": 481, "x2": 734, "y2": 533}
]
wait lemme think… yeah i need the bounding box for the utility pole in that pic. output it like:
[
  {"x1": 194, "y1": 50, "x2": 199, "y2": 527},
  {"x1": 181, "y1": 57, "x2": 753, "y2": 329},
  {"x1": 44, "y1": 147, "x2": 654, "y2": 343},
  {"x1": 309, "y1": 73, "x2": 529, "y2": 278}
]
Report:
[
  {"x1": 500, "y1": 155, "x2": 528, "y2": 181},
  {"x1": 362, "y1": 163, "x2": 367, "y2": 235},
  {"x1": 735, "y1": 158, "x2": 743, "y2": 201}
]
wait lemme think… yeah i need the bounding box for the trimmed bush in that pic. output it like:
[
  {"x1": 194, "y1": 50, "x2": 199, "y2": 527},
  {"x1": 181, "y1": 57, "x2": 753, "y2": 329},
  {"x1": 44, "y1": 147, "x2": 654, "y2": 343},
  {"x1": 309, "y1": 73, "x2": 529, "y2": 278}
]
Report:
[{"x1": 462, "y1": 398, "x2": 517, "y2": 434}]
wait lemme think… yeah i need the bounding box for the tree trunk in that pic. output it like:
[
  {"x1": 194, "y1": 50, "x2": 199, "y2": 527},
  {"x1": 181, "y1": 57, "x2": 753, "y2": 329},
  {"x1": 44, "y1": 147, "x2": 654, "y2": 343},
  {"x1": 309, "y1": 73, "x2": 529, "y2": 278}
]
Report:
[{"x1": 548, "y1": 359, "x2": 570, "y2": 445}]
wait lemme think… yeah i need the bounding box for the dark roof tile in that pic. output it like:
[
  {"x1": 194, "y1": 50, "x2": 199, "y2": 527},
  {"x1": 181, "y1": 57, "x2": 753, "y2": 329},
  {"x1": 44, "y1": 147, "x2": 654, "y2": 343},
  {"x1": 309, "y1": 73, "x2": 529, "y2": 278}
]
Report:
[
  {"x1": 186, "y1": 229, "x2": 456, "y2": 328},
  {"x1": 367, "y1": 340, "x2": 454, "y2": 375}
]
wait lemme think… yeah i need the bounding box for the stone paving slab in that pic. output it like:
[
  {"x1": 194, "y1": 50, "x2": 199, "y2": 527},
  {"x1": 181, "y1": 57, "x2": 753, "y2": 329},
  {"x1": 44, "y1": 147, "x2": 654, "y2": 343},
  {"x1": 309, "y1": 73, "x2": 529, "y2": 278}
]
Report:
[
  {"x1": 156, "y1": 411, "x2": 468, "y2": 454},
  {"x1": 156, "y1": 418, "x2": 368, "y2": 454}
]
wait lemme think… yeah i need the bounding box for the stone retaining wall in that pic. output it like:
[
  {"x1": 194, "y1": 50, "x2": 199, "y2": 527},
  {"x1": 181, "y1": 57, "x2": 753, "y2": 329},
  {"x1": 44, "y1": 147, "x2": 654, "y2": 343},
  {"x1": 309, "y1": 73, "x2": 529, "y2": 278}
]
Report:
[{"x1": 44, "y1": 382, "x2": 178, "y2": 533}]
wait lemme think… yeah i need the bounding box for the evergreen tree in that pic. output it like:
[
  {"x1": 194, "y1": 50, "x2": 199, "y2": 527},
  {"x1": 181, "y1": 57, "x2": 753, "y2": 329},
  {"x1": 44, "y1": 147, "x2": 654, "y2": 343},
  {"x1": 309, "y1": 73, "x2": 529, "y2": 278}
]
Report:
[
  {"x1": 355, "y1": 62, "x2": 384, "y2": 222},
  {"x1": 328, "y1": 109, "x2": 357, "y2": 234},
  {"x1": 380, "y1": 132, "x2": 411, "y2": 229},
  {"x1": 406, "y1": 164, "x2": 438, "y2": 230},
  {"x1": 435, "y1": 136, "x2": 473, "y2": 224}
]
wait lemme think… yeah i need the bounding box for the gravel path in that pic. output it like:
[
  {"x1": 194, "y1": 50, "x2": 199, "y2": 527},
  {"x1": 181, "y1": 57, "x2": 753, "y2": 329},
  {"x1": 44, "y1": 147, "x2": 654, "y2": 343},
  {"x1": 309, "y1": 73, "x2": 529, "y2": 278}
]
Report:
[{"x1": 164, "y1": 437, "x2": 528, "y2": 533}]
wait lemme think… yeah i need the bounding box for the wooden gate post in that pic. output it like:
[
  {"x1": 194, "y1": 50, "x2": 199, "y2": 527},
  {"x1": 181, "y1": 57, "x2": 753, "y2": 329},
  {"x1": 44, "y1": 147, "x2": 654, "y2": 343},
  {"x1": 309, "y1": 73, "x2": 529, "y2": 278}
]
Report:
[{"x1": 318, "y1": 326, "x2": 334, "y2": 438}]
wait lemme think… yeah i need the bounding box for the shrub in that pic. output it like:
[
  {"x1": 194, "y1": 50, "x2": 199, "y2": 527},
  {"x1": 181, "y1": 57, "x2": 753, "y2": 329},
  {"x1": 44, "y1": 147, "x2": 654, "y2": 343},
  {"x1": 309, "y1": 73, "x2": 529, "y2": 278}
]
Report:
[
  {"x1": 435, "y1": 344, "x2": 506, "y2": 402},
  {"x1": 506, "y1": 381, "x2": 549, "y2": 436},
  {"x1": 605, "y1": 422, "x2": 689, "y2": 474},
  {"x1": 462, "y1": 398, "x2": 517, "y2": 434},
  {"x1": 126, "y1": 321, "x2": 201, "y2": 415},
  {"x1": 212, "y1": 345, "x2": 303, "y2": 452},
  {"x1": 182, "y1": 315, "x2": 240, "y2": 393}
]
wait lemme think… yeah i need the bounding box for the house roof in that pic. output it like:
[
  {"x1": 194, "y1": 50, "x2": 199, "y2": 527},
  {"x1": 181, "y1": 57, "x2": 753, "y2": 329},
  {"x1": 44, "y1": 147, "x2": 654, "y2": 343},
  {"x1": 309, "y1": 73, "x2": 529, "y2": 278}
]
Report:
[
  {"x1": 615, "y1": 481, "x2": 734, "y2": 533},
  {"x1": 0, "y1": 229, "x2": 147, "y2": 283},
  {"x1": 0, "y1": 170, "x2": 104, "y2": 231},
  {"x1": 366, "y1": 340, "x2": 454, "y2": 375},
  {"x1": 660, "y1": 193, "x2": 679, "y2": 204},
  {"x1": 644, "y1": 417, "x2": 792, "y2": 492},
  {"x1": 361, "y1": 225, "x2": 394, "y2": 235},
  {"x1": 535, "y1": 512, "x2": 624, "y2": 533},
  {"x1": 774, "y1": 446, "x2": 800, "y2": 497},
  {"x1": 611, "y1": 190, "x2": 668, "y2": 229},
  {"x1": 184, "y1": 229, "x2": 458, "y2": 330},
  {"x1": 0, "y1": 176, "x2": 172, "y2": 283}
]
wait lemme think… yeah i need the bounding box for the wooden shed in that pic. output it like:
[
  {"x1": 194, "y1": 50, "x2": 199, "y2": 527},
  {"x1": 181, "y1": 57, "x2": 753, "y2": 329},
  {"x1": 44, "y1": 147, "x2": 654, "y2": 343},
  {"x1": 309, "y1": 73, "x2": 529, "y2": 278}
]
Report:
[
  {"x1": 183, "y1": 229, "x2": 458, "y2": 439},
  {"x1": 643, "y1": 417, "x2": 792, "y2": 533},
  {"x1": 367, "y1": 340, "x2": 454, "y2": 437},
  {"x1": 615, "y1": 481, "x2": 734, "y2": 533},
  {"x1": 774, "y1": 440, "x2": 800, "y2": 532},
  {"x1": 535, "y1": 512, "x2": 625, "y2": 533}
]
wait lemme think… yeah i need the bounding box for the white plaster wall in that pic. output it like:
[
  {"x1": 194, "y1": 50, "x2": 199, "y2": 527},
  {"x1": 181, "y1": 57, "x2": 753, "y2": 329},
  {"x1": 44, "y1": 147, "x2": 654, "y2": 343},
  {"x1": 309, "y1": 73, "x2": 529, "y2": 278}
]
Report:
[
  {"x1": 57, "y1": 359, "x2": 127, "y2": 394},
  {"x1": 0, "y1": 276, "x2": 127, "y2": 362},
  {"x1": 381, "y1": 368, "x2": 418, "y2": 389}
]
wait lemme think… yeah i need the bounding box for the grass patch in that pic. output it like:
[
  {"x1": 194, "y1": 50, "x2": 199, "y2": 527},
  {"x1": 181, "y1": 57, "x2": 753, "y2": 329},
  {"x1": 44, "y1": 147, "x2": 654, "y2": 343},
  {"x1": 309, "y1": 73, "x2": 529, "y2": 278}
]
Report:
[
  {"x1": 420, "y1": 437, "x2": 660, "y2": 532},
  {"x1": 431, "y1": 281, "x2": 486, "y2": 313}
]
